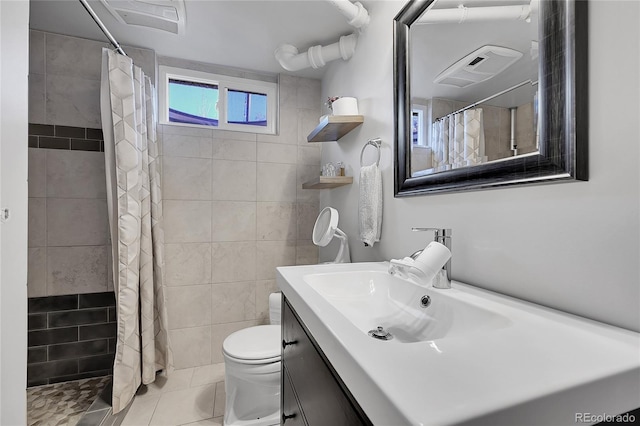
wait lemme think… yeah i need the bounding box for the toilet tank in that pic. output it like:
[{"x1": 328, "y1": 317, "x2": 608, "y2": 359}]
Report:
[{"x1": 269, "y1": 292, "x2": 282, "y2": 325}]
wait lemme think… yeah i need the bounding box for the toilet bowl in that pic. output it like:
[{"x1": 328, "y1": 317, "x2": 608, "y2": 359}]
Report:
[{"x1": 222, "y1": 294, "x2": 281, "y2": 426}]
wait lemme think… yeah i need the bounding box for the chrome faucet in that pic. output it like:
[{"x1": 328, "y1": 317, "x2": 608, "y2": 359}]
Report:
[{"x1": 411, "y1": 228, "x2": 452, "y2": 289}]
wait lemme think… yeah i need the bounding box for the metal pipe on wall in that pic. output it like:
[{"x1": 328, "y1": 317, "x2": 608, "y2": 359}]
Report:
[{"x1": 510, "y1": 107, "x2": 518, "y2": 155}]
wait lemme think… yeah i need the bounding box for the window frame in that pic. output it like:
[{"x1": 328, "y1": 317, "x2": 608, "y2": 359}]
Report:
[
  {"x1": 411, "y1": 103, "x2": 427, "y2": 147},
  {"x1": 158, "y1": 65, "x2": 278, "y2": 135}
]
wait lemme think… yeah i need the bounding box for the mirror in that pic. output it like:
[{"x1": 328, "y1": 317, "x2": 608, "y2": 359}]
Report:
[
  {"x1": 394, "y1": 0, "x2": 588, "y2": 196},
  {"x1": 313, "y1": 207, "x2": 351, "y2": 263}
]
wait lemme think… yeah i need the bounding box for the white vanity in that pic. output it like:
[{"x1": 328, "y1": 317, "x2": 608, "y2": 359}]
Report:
[{"x1": 277, "y1": 262, "x2": 639, "y2": 425}]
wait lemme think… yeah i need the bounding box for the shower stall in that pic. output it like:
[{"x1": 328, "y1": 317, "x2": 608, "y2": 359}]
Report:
[{"x1": 25, "y1": 2, "x2": 167, "y2": 422}]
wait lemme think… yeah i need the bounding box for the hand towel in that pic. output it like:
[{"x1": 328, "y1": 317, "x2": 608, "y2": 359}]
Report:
[{"x1": 359, "y1": 163, "x2": 382, "y2": 246}]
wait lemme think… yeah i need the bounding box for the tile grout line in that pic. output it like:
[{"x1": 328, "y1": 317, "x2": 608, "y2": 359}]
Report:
[
  {"x1": 144, "y1": 391, "x2": 162, "y2": 426},
  {"x1": 211, "y1": 382, "x2": 218, "y2": 422}
]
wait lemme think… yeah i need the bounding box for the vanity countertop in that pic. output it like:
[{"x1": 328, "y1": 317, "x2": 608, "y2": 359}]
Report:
[{"x1": 276, "y1": 262, "x2": 640, "y2": 426}]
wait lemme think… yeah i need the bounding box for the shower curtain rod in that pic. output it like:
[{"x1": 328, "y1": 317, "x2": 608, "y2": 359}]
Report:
[
  {"x1": 78, "y1": 0, "x2": 127, "y2": 56},
  {"x1": 435, "y1": 79, "x2": 538, "y2": 121}
]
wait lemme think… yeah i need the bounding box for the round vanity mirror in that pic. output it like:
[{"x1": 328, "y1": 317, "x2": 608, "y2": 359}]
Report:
[
  {"x1": 312, "y1": 207, "x2": 339, "y2": 247},
  {"x1": 312, "y1": 207, "x2": 351, "y2": 263}
]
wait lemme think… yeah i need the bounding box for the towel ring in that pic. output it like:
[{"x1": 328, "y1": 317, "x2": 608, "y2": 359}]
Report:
[{"x1": 360, "y1": 138, "x2": 382, "y2": 167}]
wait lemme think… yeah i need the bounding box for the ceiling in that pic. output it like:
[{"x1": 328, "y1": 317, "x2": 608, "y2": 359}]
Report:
[
  {"x1": 29, "y1": 0, "x2": 375, "y2": 79},
  {"x1": 29, "y1": 0, "x2": 537, "y2": 93},
  {"x1": 410, "y1": 0, "x2": 537, "y2": 106}
]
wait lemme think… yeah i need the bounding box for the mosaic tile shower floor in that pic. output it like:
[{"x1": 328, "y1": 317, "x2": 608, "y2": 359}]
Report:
[{"x1": 27, "y1": 376, "x2": 111, "y2": 426}]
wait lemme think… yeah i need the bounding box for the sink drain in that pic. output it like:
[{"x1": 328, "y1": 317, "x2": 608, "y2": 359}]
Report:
[
  {"x1": 420, "y1": 295, "x2": 431, "y2": 308},
  {"x1": 368, "y1": 326, "x2": 393, "y2": 341}
]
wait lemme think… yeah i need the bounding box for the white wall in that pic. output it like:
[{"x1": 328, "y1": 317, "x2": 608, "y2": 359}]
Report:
[
  {"x1": 0, "y1": 0, "x2": 29, "y2": 423},
  {"x1": 320, "y1": 0, "x2": 640, "y2": 332}
]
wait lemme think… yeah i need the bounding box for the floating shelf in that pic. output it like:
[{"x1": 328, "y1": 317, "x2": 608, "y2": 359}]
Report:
[
  {"x1": 302, "y1": 176, "x2": 353, "y2": 189},
  {"x1": 307, "y1": 115, "x2": 364, "y2": 142}
]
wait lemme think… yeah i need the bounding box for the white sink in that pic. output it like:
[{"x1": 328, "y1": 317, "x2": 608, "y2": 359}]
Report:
[
  {"x1": 304, "y1": 270, "x2": 511, "y2": 342},
  {"x1": 277, "y1": 262, "x2": 640, "y2": 426}
]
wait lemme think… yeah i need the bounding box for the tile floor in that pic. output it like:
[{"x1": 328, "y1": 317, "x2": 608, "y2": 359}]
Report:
[
  {"x1": 26, "y1": 376, "x2": 112, "y2": 426},
  {"x1": 121, "y1": 363, "x2": 226, "y2": 426}
]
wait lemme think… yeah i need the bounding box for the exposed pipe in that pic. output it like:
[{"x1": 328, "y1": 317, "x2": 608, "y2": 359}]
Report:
[
  {"x1": 325, "y1": 0, "x2": 370, "y2": 30},
  {"x1": 509, "y1": 107, "x2": 518, "y2": 155},
  {"x1": 275, "y1": 0, "x2": 368, "y2": 71},
  {"x1": 275, "y1": 33, "x2": 357, "y2": 72},
  {"x1": 418, "y1": 3, "x2": 535, "y2": 24}
]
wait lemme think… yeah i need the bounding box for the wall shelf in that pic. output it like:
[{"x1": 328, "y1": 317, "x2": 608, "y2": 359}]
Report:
[
  {"x1": 307, "y1": 115, "x2": 364, "y2": 142},
  {"x1": 302, "y1": 176, "x2": 353, "y2": 189}
]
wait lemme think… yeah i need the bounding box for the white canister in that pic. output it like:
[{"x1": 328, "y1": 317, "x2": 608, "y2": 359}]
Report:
[
  {"x1": 332, "y1": 97, "x2": 359, "y2": 115},
  {"x1": 413, "y1": 241, "x2": 451, "y2": 282}
]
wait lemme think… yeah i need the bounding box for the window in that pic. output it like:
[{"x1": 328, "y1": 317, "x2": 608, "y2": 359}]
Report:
[
  {"x1": 168, "y1": 79, "x2": 219, "y2": 126},
  {"x1": 411, "y1": 104, "x2": 427, "y2": 146},
  {"x1": 159, "y1": 66, "x2": 277, "y2": 134},
  {"x1": 227, "y1": 90, "x2": 268, "y2": 126}
]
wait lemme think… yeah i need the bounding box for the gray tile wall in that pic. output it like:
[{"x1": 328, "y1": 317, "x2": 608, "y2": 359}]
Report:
[
  {"x1": 29, "y1": 30, "x2": 156, "y2": 128},
  {"x1": 160, "y1": 74, "x2": 322, "y2": 368},
  {"x1": 27, "y1": 29, "x2": 155, "y2": 297},
  {"x1": 27, "y1": 292, "x2": 117, "y2": 387},
  {"x1": 27, "y1": 138, "x2": 112, "y2": 297}
]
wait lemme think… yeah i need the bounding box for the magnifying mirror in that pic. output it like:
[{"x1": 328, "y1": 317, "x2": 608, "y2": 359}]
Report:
[{"x1": 312, "y1": 207, "x2": 351, "y2": 264}]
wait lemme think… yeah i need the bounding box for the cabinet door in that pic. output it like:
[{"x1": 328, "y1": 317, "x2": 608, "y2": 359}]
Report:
[
  {"x1": 282, "y1": 366, "x2": 306, "y2": 426},
  {"x1": 282, "y1": 300, "x2": 370, "y2": 426}
]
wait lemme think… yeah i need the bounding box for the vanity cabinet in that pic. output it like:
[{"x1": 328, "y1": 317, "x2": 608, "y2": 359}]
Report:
[{"x1": 281, "y1": 296, "x2": 371, "y2": 426}]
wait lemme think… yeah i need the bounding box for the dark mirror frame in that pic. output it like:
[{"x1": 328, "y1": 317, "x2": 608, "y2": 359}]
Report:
[{"x1": 394, "y1": 0, "x2": 588, "y2": 196}]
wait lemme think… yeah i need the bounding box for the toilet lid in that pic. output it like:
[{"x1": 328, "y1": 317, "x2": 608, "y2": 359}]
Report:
[{"x1": 223, "y1": 325, "x2": 281, "y2": 360}]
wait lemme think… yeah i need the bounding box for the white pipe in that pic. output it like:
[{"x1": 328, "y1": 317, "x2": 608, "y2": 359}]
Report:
[
  {"x1": 418, "y1": 5, "x2": 532, "y2": 24},
  {"x1": 510, "y1": 107, "x2": 518, "y2": 155},
  {"x1": 275, "y1": 33, "x2": 357, "y2": 72},
  {"x1": 325, "y1": 0, "x2": 370, "y2": 29}
]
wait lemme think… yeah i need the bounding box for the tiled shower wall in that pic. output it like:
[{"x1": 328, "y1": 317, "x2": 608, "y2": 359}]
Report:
[
  {"x1": 26, "y1": 123, "x2": 117, "y2": 385},
  {"x1": 27, "y1": 126, "x2": 111, "y2": 298},
  {"x1": 28, "y1": 30, "x2": 323, "y2": 372},
  {"x1": 27, "y1": 292, "x2": 117, "y2": 387},
  {"x1": 27, "y1": 30, "x2": 156, "y2": 299},
  {"x1": 158, "y1": 57, "x2": 323, "y2": 368},
  {"x1": 29, "y1": 30, "x2": 156, "y2": 128}
]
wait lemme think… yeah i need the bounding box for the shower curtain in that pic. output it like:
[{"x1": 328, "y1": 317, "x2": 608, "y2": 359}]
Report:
[
  {"x1": 100, "y1": 49, "x2": 173, "y2": 413},
  {"x1": 431, "y1": 108, "x2": 487, "y2": 171}
]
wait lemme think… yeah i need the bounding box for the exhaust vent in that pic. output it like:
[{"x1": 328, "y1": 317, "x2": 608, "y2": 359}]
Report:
[
  {"x1": 100, "y1": 0, "x2": 186, "y2": 35},
  {"x1": 434, "y1": 45, "x2": 523, "y2": 88}
]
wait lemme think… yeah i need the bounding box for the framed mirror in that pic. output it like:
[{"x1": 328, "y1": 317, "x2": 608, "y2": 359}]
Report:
[{"x1": 394, "y1": 0, "x2": 588, "y2": 196}]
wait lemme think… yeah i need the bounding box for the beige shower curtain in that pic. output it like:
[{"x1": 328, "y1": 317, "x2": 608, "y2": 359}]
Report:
[
  {"x1": 100, "y1": 49, "x2": 173, "y2": 413},
  {"x1": 431, "y1": 108, "x2": 487, "y2": 171}
]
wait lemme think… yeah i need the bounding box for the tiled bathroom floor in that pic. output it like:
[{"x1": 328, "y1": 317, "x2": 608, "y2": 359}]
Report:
[
  {"x1": 26, "y1": 376, "x2": 112, "y2": 426},
  {"x1": 121, "y1": 363, "x2": 226, "y2": 426}
]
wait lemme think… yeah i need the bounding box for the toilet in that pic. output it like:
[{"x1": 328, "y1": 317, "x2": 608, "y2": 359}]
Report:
[{"x1": 222, "y1": 293, "x2": 282, "y2": 426}]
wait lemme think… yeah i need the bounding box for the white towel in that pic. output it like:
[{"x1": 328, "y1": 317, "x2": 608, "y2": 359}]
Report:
[{"x1": 359, "y1": 163, "x2": 382, "y2": 246}]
